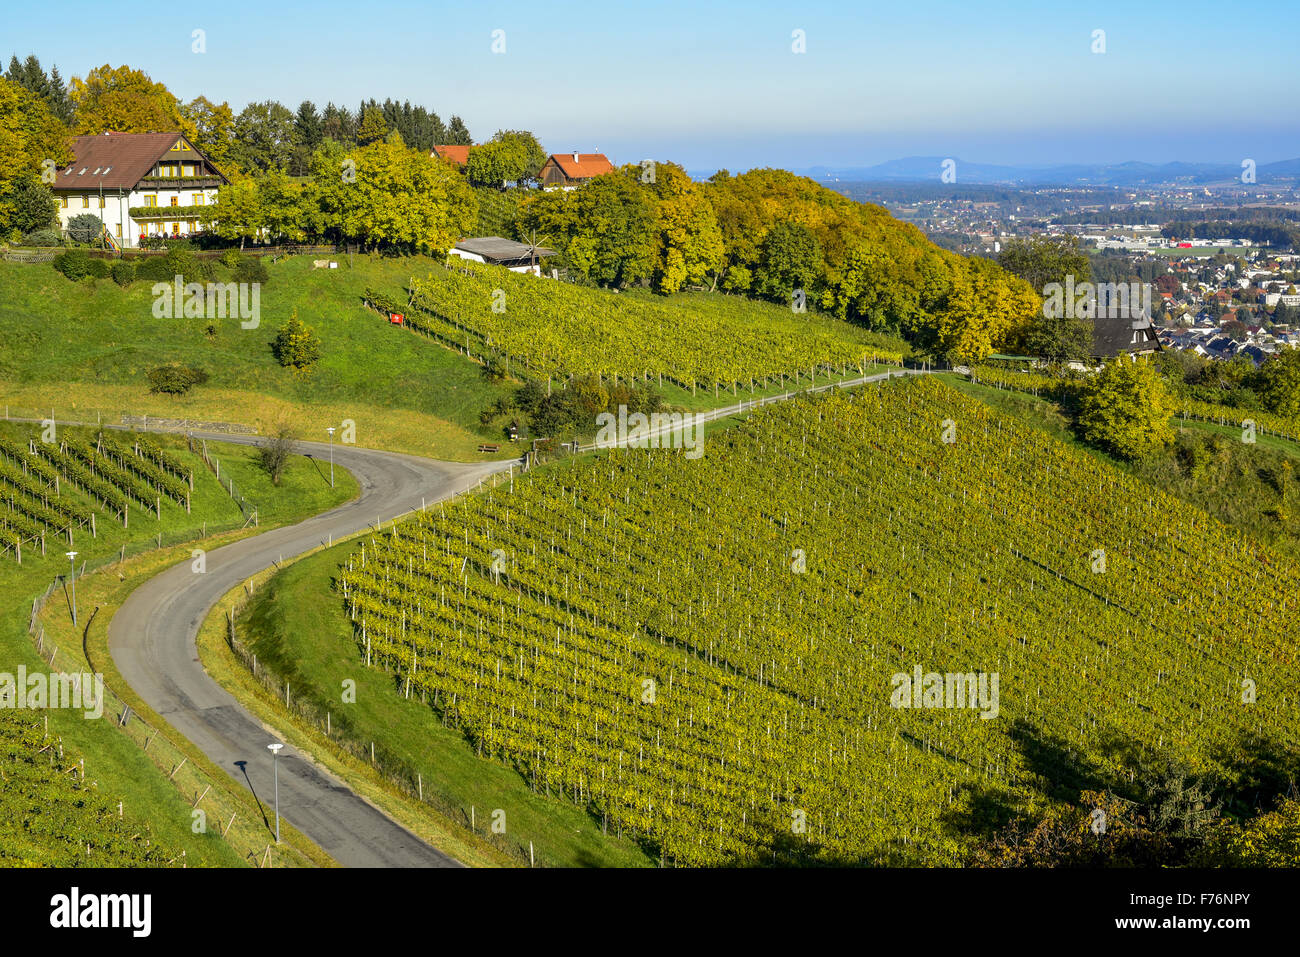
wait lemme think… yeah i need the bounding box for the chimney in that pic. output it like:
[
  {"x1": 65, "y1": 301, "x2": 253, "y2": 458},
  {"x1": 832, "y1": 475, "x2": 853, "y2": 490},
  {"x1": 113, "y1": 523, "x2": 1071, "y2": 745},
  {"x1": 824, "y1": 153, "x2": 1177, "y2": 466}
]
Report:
[{"x1": 572, "y1": 152, "x2": 579, "y2": 163}]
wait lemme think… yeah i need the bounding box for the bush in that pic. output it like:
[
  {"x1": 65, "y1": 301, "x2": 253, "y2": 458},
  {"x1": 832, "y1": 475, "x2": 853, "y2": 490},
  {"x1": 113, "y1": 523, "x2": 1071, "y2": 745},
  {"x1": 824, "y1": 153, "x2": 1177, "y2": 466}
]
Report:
[
  {"x1": 52, "y1": 249, "x2": 95, "y2": 280},
  {"x1": 133, "y1": 255, "x2": 174, "y2": 282},
  {"x1": 132, "y1": 248, "x2": 210, "y2": 283},
  {"x1": 146, "y1": 364, "x2": 209, "y2": 395},
  {"x1": 110, "y1": 261, "x2": 135, "y2": 286},
  {"x1": 235, "y1": 255, "x2": 269, "y2": 284},
  {"x1": 86, "y1": 257, "x2": 110, "y2": 279},
  {"x1": 271, "y1": 311, "x2": 321, "y2": 372},
  {"x1": 219, "y1": 249, "x2": 242, "y2": 270},
  {"x1": 21, "y1": 228, "x2": 62, "y2": 247},
  {"x1": 1074, "y1": 359, "x2": 1175, "y2": 461},
  {"x1": 66, "y1": 213, "x2": 105, "y2": 245}
]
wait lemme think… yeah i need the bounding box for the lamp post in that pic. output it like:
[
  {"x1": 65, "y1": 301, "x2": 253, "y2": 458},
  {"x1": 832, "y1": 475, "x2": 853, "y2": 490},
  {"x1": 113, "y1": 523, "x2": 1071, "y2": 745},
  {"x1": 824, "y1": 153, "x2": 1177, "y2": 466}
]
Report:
[
  {"x1": 325, "y1": 427, "x2": 336, "y2": 488},
  {"x1": 267, "y1": 742, "x2": 284, "y2": 843},
  {"x1": 66, "y1": 551, "x2": 78, "y2": 627}
]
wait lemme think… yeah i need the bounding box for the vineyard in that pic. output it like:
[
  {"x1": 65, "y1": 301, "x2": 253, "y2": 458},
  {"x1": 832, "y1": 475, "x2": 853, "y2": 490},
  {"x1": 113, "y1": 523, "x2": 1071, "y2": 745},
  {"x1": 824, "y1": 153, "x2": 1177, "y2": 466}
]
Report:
[
  {"x1": 332, "y1": 376, "x2": 1300, "y2": 865},
  {"x1": 968, "y1": 364, "x2": 1300, "y2": 442},
  {"x1": 0, "y1": 428, "x2": 194, "y2": 561},
  {"x1": 390, "y1": 263, "x2": 908, "y2": 391},
  {"x1": 0, "y1": 710, "x2": 173, "y2": 866}
]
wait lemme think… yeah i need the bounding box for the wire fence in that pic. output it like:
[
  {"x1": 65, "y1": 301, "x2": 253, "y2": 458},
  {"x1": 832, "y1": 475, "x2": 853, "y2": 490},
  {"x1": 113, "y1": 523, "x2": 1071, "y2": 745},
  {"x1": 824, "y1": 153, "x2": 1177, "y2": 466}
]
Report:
[{"x1": 25, "y1": 523, "x2": 299, "y2": 868}]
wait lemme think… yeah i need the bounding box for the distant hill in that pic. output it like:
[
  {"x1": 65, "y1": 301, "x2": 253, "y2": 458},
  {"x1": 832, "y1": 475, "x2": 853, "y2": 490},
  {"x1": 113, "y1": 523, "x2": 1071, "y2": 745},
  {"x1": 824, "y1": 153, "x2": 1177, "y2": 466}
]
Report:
[{"x1": 796, "y1": 156, "x2": 1300, "y2": 187}]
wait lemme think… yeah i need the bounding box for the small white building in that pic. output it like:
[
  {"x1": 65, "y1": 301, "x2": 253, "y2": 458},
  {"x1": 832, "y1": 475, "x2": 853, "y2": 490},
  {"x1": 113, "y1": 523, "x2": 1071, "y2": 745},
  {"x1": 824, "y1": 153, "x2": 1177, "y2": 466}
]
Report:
[
  {"x1": 52, "y1": 132, "x2": 228, "y2": 249},
  {"x1": 448, "y1": 237, "x2": 556, "y2": 276}
]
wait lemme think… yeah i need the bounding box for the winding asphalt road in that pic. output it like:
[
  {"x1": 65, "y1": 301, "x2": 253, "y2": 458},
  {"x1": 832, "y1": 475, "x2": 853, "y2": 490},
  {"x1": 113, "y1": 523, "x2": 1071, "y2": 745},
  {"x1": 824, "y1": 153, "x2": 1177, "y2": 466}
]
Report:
[{"x1": 108, "y1": 434, "x2": 514, "y2": 868}]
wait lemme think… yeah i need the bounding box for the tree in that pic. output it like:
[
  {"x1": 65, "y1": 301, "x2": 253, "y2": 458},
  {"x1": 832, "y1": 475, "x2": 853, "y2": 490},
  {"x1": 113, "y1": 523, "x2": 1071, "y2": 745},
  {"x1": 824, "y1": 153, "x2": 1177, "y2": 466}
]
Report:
[
  {"x1": 181, "y1": 96, "x2": 235, "y2": 169},
  {"x1": 465, "y1": 130, "x2": 546, "y2": 188},
  {"x1": 642, "y1": 162, "x2": 724, "y2": 293},
  {"x1": 199, "y1": 171, "x2": 264, "y2": 248},
  {"x1": 355, "y1": 106, "x2": 388, "y2": 146},
  {"x1": 271, "y1": 311, "x2": 321, "y2": 373},
  {"x1": 257, "y1": 169, "x2": 307, "y2": 243},
  {"x1": 0, "y1": 77, "x2": 71, "y2": 239},
  {"x1": 1074, "y1": 358, "x2": 1175, "y2": 460},
  {"x1": 293, "y1": 100, "x2": 323, "y2": 150},
  {"x1": 231, "y1": 101, "x2": 295, "y2": 173},
  {"x1": 1019, "y1": 310, "x2": 1094, "y2": 364},
  {"x1": 999, "y1": 235, "x2": 1092, "y2": 290},
  {"x1": 69, "y1": 64, "x2": 191, "y2": 136},
  {"x1": 5, "y1": 56, "x2": 72, "y2": 124},
  {"x1": 8, "y1": 181, "x2": 57, "y2": 235},
  {"x1": 519, "y1": 174, "x2": 656, "y2": 288},
  {"x1": 445, "y1": 115, "x2": 472, "y2": 145},
  {"x1": 257, "y1": 423, "x2": 298, "y2": 485},
  {"x1": 290, "y1": 100, "x2": 323, "y2": 175},
  {"x1": 1254, "y1": 348, "x2": 1300, "y2": 418},
  {"x1": 321, "y1": 102, "x2": 355, "y2": 144},
  {"x1": 753, "y1": 221, "x2": 821, "y2": 303},
  {"x1": 307, "y1": 139, "x2": 477, "y2": 253},
  {"x1": 66, "y1": 212, "x2": 104, "y2": 245},
  {"x1": 1000, "y1": 235, "x2": 1094, "y2": 361},
  {"x1": 1198, "y1": 799, "x2": 1300, "y2": 867}
]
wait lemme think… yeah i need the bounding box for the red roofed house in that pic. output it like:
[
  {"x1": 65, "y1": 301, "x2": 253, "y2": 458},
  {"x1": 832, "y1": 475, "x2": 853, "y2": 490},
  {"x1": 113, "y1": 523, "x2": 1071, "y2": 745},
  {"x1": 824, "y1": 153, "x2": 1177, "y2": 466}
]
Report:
[
  {"x1": 431, "y1": 144, "x2": 475, "y2": 166},
  {"x1": 538, "y1": 151, "x2": 614, "y2": 189},
  {"x1": 52, "y1": 131, "x2": 227, "y2": 249}
]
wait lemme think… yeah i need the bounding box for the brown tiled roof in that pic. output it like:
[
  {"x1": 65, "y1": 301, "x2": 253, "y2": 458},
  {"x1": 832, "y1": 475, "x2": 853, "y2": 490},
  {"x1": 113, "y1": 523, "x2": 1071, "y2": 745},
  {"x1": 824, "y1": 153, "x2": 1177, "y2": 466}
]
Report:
[
  {"x1": 53, "y1": 132, "x2": 221, "y2": 191},
  {"x1": 548, "y1": 152, "x2": 613, "y2": 179},
  {"x1": 432, "y1": 145, "x2": 474, "y2": 165}
]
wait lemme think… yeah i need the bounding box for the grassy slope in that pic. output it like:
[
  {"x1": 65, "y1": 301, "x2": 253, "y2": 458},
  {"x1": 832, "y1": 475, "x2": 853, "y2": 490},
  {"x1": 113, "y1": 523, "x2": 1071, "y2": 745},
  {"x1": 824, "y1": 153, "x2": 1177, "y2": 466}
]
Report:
[
  {"x1": 0, "y1": 256, "x2": 909, "y2": 458},
  {"x1": 1, "y1": 426, "x2": 357, "y2": 866},
  {"x1": 0, "y1": 255, "x2": 511, "y2": 461}
]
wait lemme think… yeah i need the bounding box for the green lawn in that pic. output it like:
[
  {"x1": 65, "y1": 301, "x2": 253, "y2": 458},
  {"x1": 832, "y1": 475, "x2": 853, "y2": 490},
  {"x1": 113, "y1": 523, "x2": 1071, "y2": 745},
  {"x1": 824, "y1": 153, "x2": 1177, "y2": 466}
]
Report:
[{"x1": 0, "y1": 255, "x2": 513, "y2": 460}]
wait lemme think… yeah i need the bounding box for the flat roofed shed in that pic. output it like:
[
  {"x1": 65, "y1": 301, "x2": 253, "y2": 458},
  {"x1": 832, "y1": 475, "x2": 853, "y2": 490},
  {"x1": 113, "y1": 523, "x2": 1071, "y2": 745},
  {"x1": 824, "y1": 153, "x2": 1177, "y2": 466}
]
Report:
[{"x1": 452, "y1": 237, "x2": 556, "y2": 266}]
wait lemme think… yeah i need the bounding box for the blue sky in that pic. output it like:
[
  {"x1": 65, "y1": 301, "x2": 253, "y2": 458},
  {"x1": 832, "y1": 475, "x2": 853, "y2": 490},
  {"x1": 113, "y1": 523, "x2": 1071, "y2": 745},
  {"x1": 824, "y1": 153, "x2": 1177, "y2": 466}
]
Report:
[{"x1": 9, "y1": 0, "x2": 1300, "y2": 171}]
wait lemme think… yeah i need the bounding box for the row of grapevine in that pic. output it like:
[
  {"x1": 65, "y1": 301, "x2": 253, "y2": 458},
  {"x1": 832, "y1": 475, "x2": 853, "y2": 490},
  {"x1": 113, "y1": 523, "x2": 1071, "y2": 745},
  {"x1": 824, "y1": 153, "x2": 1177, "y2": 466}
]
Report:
[
  {"x1": 332, "y1": 377, "x2": 1300, "y2": 865},
  {"x1": 405, "y1": 263, "x2": 907, "y2": 391}
]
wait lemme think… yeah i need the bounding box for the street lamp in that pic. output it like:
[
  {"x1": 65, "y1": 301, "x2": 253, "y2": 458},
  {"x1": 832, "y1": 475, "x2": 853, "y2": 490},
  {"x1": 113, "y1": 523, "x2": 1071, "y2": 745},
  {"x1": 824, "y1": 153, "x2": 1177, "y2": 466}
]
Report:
[
  {"x1": 66, "y1": 551, "x2": 78, "y2": 627},
  {"x1": 325, "y1": 427, "x2": 336, "y2": 488},
  {"x1": 267, "y1": 742, "x2": 284, "y2": 843}
]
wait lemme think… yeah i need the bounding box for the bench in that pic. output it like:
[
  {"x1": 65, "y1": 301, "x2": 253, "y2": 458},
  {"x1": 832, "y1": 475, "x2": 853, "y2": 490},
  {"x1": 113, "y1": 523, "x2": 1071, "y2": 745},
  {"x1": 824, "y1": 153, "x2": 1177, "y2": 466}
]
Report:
[{"x1": 477, "y1": 444, "x2": 500, "y2": 453}]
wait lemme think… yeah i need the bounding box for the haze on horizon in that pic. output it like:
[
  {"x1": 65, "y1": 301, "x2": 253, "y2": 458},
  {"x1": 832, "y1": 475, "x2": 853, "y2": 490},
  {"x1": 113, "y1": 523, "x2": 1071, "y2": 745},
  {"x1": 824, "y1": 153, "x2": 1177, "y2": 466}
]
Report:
[{"x1": 9, "y1": 0, "x2": 1300, "y2": 172}]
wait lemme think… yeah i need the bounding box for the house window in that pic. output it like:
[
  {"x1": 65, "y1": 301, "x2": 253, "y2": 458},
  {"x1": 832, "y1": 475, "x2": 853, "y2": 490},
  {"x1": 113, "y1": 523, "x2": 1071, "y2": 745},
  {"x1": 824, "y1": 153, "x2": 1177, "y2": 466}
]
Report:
[
  {"x1": 182, "y1": 164, "x2": 195, "y2": 177},
  {"x1": 192, "y1": 193, "x2": 204, "y2": 206},
  {"x1": 98, "y1": 196, "x2": 105, "y2": 209},
  {"x1": 143, "y1": 194, "x2": 157, "y2": 207},
  {"x1": 115, "y1": 223, "x2": 121, "y2": 237},
  {"x1": 170, "y1": 142, "x2": 182, "y2": 151},
  {"x1": 81, "y1": 196, "x2": 89, "y2": 208},
  {"x1": 60, "y1": 196, "x2": 67, "y2": 208},
  {"x1": 170, "y1": 196, "x2": 179, "y2": 206}
]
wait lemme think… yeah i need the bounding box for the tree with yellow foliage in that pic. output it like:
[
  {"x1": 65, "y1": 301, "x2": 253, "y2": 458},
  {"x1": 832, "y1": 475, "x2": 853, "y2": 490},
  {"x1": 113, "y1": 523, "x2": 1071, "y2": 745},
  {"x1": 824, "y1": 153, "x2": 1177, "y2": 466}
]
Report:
[{"x1": 70, "y1": 64, "x2": 193, "y2": 137}]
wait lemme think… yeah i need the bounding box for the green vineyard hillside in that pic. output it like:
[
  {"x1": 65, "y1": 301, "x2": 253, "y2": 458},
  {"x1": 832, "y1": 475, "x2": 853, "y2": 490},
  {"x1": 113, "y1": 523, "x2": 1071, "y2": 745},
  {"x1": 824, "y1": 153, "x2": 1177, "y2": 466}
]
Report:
[
  {"x1": 406, "y1": 263, "x2": 908, "y2": 389},
  {"x1": 333, "y1": 376, "x2": 1299, "y2": 865}
]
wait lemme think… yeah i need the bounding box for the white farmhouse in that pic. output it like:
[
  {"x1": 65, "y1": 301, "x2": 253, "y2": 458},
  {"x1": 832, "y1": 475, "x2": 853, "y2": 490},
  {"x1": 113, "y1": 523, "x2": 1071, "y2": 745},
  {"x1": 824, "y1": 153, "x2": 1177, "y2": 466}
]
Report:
[{"x1": 52, "y1": 132, "x2": 228, "y2": 249}]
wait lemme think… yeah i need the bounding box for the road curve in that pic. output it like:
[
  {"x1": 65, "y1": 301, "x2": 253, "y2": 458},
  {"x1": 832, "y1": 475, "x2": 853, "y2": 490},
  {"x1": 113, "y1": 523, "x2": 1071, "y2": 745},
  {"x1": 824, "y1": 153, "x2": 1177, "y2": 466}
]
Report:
[{"x1": 108, "y1": 434, "x2": 514, "y2": 868}]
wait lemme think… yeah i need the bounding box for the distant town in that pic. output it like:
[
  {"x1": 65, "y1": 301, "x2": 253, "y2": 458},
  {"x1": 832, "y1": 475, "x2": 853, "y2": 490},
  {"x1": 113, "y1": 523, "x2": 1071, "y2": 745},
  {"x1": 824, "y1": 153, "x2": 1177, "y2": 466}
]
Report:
[{"x1": 832, "y1": 179, "x2": 1300, "y2": 366}]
